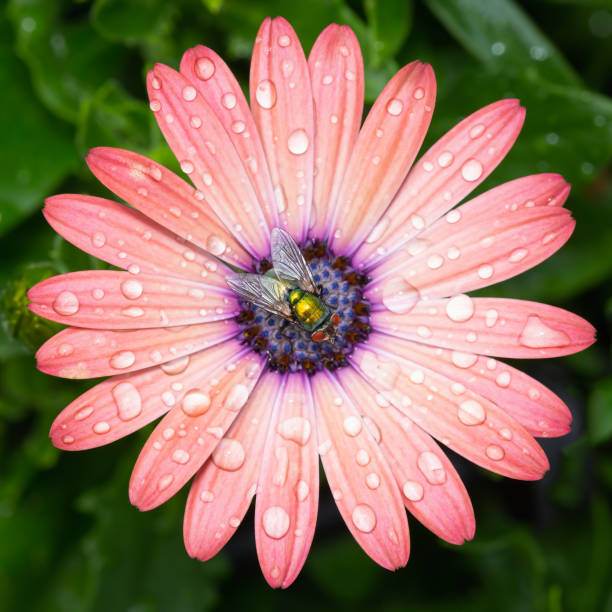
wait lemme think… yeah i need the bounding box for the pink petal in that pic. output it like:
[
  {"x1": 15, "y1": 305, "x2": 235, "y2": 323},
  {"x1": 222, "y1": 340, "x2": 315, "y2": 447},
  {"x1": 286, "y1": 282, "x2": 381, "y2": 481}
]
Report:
[
  {"x1": 351, "y1": 337, "x2": 550, "y2": 480},
  {"x1": 354, "y1": 99, "x2": 526, "y2": 268},
  {"x1": 349, "y1": 335, "x2": 571, "y2": 437},
  {"x1": 329, "y1": 61, "x2": 436, "y2": 255},
  {"x1": 86, "y1": 149, "x2": 251, "y2": 269},
  {"x1": 184, "y1": 372, "x2": 278, "y2": 562},
  {"x1": 336, "y1": 368, "x2": 475, "y2": 544},
  {"x1": 28, "y1": 270, "x2": 236, "y2": 329},
  {"x1": 129, "y1": 350, "x2": 265, "y2": 511},
  {"x1": 311, "y1": 372, "x2": 410, "y2": 570},
  {"x1": 36, "y1": 320, "x2": 238, "y2": 379},
  {"x1": 179, "y1": 46, "x2": 278, "y2": 231},
  {"x1": 250, "y1": 17, "x2": 314, "y2": 242},
  {"x1": 50, "y1": 340, "x2": 242, "y2": 450},
  {"x1": 255, "y1": 374, "x2": 319, "y2": 588},
  {"x1": 371, "y1": 297, "x2": 595, "y2": 358},
  {"x1": 366, "y1": 204, "x2": 574, "y2": 301},
  {"x1": 44, "y1": 195, "x2": 231, "y2": 284},
  {"x1": 308, "y1": 24, "x2": 364, "y2": 239},
  {"x1": 147, "y1": 64, "x2": 270, "y2": 259}
]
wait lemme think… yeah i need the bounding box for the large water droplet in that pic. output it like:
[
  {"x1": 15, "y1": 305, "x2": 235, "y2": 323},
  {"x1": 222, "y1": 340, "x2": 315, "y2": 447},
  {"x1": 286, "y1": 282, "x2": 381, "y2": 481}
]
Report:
[
  {"x1": 172, "y1": 449, "x2": 190, "y2": 464},
  {"x1": 120, "y1": 279, "x2": 143, "y2": 300},
  {"x1": 519, "y1": 315, "x2": 570, "y2": 348},
  {"x1": 195, "y1": 57, "x2": 215, "y2": 80},
  {"x1": 446, "y1": 294, "x2": 474, "y2": 322},
  {"x1": 451, "y1": 350, "x2": 478, "y2": 368},
  {"x1": 461, "y1": 159, "x2": 483, "y2": 182},
  {"x1": 402, "y1": 480, "x2": 424, "y2": 501},
  {"x1": 75, "y1": 406, "x2": 94, "y2": 421},
  {"x1": 381, "y1": 276, "x2": 420, "y2": 314},
  {"x1": 161, "y1": 355, "x2": 190, "y2": 375},
  {"x1": 212, "y1": 438, "x2": 245, "y2": 471},
  {"x1": 438, "y1": 151, "x2": 454, "y2": 167},
  {"x1": 417, "y1": 451, "x2": 447, "y2": 484},
  {"x1": 91, "y1": 232, "x2": 106, "y2": 248},
  {"x1": 207, "y1": 235, "x2": 226, "y2": 256},
  {"x1": 287, "y1": 129, "x2": 309, "y2": 155},
  {"x1": 278, "y1": 416, "x2": 311, "y2": 445},
  {"x1": 255, "y1": 80, "x2": 277, "y2": 109},
  {"x1": 225, "y1": 383, "x2": 250, "y2": 411},
  {"x1": 262, "y1": 506, "x2": 290, "y2": 539},
  {"x1": 158, "y1": 474, "x2": 174, "y2": 491},
  {"x1": 485, "y1": 444, "x2": 505, "y2": 461},
  {"x1": 182, "y1": 389, "x2": 211, "y2": 416},
  {"x1": 352, "y1": 503, "x2": 377, "y2": 533},
  {"x1": 296, "y1": 480, "x2": 310, "y2": 501},
  {"x1": 386, "y1": 98, "x2": 403, "y2": 116},
  {"x1": 457, "y1": 399, "x2": 486, "y2": 425},
  {"x1": 343, "y1": 415, "x2": 362, "y2": 437},
  {"x1": 113, "y1": 382, "x2": 142, "y2": 420},
  {"x1": 53, "y1": 291, "x2": 79, "y2": 316},
  {"x1": 182, "y1": 86, "x2": 197, "y2": 101},
  {"x1": 92, "y1": 421, "x2": 110, "y2": 434},
  {"x1": 221, "y1": 92, "x2": 236, "y2": 109},
  {"x1": 110, "y1": 350, "x2": 136, "y2": 370},
  {"x1": 366, "y1": 472, "x2": 380, "y2": 489}
]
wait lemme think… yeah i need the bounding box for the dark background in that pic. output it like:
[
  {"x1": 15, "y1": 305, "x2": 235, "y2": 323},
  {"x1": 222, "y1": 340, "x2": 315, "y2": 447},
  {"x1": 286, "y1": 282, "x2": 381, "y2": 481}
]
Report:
[{"x1": 1, "y1": 0, "x2": 611, "y2": 610}]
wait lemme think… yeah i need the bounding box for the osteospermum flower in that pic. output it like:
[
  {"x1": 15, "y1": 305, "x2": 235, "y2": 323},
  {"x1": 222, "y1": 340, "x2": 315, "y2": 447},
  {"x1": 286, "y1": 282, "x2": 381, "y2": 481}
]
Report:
[{"x1": 29, "y1": 17, "x2": 595, "y2": 588}]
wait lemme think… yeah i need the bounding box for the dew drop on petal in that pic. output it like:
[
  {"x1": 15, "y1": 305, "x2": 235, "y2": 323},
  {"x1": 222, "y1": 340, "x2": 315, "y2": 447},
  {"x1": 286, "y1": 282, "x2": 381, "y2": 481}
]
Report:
[
  {"x1": 296, "y1": 480, "x2": 310, "y2": 501},
  {"x1": 451, "y1": 350, "x2": 478, "y2": 368},
  {"x1": 172, "y1": 449, "x2": 190, "y2": 464},
  {"x1": 417, "y1": 451, "x2": 447, "y2": 484},
  {"x1": 386, "y1": 98, "x2": 403, "y2": 116},
  {"x1": 262, "y1": 506, "x2": 290, "y2": 539},
  {"x1": 461, "y1": 159, "x2": 483, "y2": 182},
  {"x1": 206, "y1": 235, "x2": 226, "y2": 256},
  {"x1": 161, "y1": 355, "x2": 190, "y2": 375},
  {"x1": 221, "y1": 92, "x2": 236, "y2": 109},
  {"x1": 366, "y1": 473, "x2": 380, "y2": 489},
  {"x1": 112, "y1": 382, "x2": 142, "y2": 420},
  {"x1": 519, "y1": 315, "x2": 570, "y2": 348},
  {"x1": 486, "y1": 444, "x2": 505, "y2": 461},
  {"x1": 195, "y1": 57, "x2": 215, "y2": 80},
  {"x1": 365, "y1": 217, "x2": 389, "y2": 243},
  {"x1": 446, "y1": 209, "x2": 461, "y2": 223},
  {"x1": 446, "y1": 294, "x2": 474, "y2": 322},
  {"x1": 212, "y1": 438, "x2": 245, "y2": 471},
  {"x1": 287, "y1": 129, "x2": 309, "y2": 155},
  {"x1": 62, "y1": 435, "x2": 74, "y2": 445},
  {"x1": 200, "y1": 490, "x2": 214, "y2": 502},
  {"x1": 356, "y1": 449, "x2": 370, "y2": 466},
  {"x1": 190, "y1": 116, "x2": 202, "y2": 128},
  {"x1": 509, "y1": 248, "x2": 528, "y2": 262},
  {"x1": 93, "y1": 421, "x2": 110, "y2": 434},
  {"x1": 277, "y1": 416, "x2": 311, "y2": 445},
  {"x1": 352, "y1": 504, "x2": 377, "y2": 533},
  {"x1": 496, "y1": 371, "x2": 511, "y2": 387},
  {"x1": 120, "y1": 279, "x2": 143, "y2": 300},
  {"x1": 53, "y1": 291, "x2": 79, "y2": 316},
  {"x1": 255, "y1": 80, "x2": 277, "y2": 109},
  {"x1": 225, "y1": 383, "x2": 250, "y2": 411},
  {"x1": 343, "y1": 415, "x2": 362, "y2": 437},
  {"x1": 381, "y1": 277, "x2": 420, "y2": 314},
  {"x1": 413, "y1": 87, "x2": 424, "y2": 100},
  {"x1": 110, "y1": 351, "x2": 136, "y2": 370},
  {"x1": 457, "y1": 399, "x2": 486, "y2": 425},
  {"x1": 91, "y1": 232, "x2": 106, "y2": 248},
  {"x1": 438, "y1": 151, "x2": 454, "y2": 167},
  {"x1": 402, "y1": 480, "x2": 424, "y2": 501},
  {"x1": 278, "y1": 34, "x2": 291, "y2": 47},
  {"x1": 485, "y1": 309, "x2": 499, "y2": 327},
  {"x1": 182, "y1": 389, "x2": 211, "y2": 416},
  {"x1": 75, "y1": 406, "x2": 94, "y2": 421},
  {"x1": 478, "y1": 264, "x2": 494, "y2": 279},
  {"x1": 182, "y1": 85, "x2": 197, "y2": 101},
  {"x1": 158, "y1": 474, "x2": 174, "y2": 491},
  {"x1": 469, "y1": 124, "x2": 485, "y2": 139},
  {"x1": 180, "y1": 160, "x2": 194, "y2": 174}
]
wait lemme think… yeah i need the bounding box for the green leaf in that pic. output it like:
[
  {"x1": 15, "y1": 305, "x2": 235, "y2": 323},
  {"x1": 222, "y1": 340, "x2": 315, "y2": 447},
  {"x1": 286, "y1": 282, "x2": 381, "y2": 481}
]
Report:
[
  {"x1": 588, "y1": 378, "x2": 612, "y2": 445},
  {"x1": 425, "y1": 0, "x2": 580, "y2": 86},
  {"x1": 364, "y1": 0, "x2": 412, "y2": 68}
]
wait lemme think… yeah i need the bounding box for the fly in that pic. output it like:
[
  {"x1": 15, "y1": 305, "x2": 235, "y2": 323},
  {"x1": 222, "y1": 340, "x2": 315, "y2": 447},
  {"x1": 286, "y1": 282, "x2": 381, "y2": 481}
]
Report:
[{"x1": 226, "y1": 228, "x2": 340, "y2": 343}]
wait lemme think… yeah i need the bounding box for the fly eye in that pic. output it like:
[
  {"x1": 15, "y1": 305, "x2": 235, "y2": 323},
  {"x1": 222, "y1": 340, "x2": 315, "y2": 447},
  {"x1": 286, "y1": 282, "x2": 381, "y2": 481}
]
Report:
[
  {"x1": 331, "y1": 313, "x2": 340, "y2": 326},
  {"x1": 311, "y1": 331, "x2": 328, "y2": 342}
]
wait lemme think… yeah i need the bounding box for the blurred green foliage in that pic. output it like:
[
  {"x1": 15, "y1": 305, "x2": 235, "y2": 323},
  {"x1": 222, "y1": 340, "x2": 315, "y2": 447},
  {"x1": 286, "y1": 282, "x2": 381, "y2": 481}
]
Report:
[{"x1": 0, "y1": 0, "x2": 611, "y2": 610}]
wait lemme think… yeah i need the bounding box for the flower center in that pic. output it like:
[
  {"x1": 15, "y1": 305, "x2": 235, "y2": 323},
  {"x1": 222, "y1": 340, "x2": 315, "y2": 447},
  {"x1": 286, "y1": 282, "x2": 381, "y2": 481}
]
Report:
[{"x1": 234, "y1": 238, "x2": 371, "y2": 375}]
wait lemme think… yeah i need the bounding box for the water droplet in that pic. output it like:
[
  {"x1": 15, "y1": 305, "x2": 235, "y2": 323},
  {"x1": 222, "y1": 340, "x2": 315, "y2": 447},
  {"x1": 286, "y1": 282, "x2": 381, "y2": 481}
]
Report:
[
  {"x1": 212, "y1": 438, "x2": 245, "y2": 471},
  {"x1": 499, "y1": 428, "x2": 513, "y2": 440},
  {"x1": 381, "y1": 276, "x2": 420, "y2": 314},
  {"x1": 386, "y1": 98, "x2": 403, "y2": 116},
  {"x1": 322, "y1": 74, "x2": 333, "y2": 85},
  {"x1": 91, "y1": 232, "x2": 106, "y2": 248},
  {"x1": 423, "y1": 161, "x2": 434, "y2": 172},
  {"x1": 509, "y1": 248, "x2": 528, "y2": 262},
  {"x1": 296, "y1": 480, "x2": 310, "y2": 501},
  {"x1": 485, "y1": 309, "x2": 499, "y2": 327},
  {"x1": 519, "y1": 315, "x2": 570, "y2": 348},
  {"x1": 150, "y1": 100, "x2": 161, "y2": 112},
  {"x1": 172, "y1": 449, "x2": 190, "y2": 464},
  {"x1": 287, "y1": 129, "x2": 309, "y2": 155},
  {"x1": 352, "y1": 504, "x2": 376, "y2": 533},
  {"x1": 427, "y1": 254, "x2": 443, "y2": 269},
  {"x1": 438, "y1": 151, "x2": 454, "y2": 167},
  {"x1": 190, "y1": 115, "x2": 202, "y2": 128},
  {"x1": 413, "y1": 87, "x2": 424, "y2": 100},
  {"x1": 180, "y1": 160, "x2": 194, "y2": 174},
  {"x1": 496, "y1": 371, "x2": 511, "y2": 387},
  {"x1": 410, "y1": 214, "x2": 425, "y2": 230},
  {"x1": 200, "y1": 490, "x2": 214, "y2": 502},
  {"x1": 278, "y1": 34, "x2": 291, "y2": 47},
  {"x1": 195, "y1": 57, "x2": 215, "y2": 80},
  {"x1": 121, "y1": 307, "x2": 144, "y2": 318},
  {"x1": 446, "y1": 294, "x2": 474, "y2": 322},
  {"x1": 461, "y1": 159, "x2": 483, "y2": 182},
  {"x1": 366, "y1": 472, "x2": 380, "y2": 489},
  {"x1": 365, "y1": 217, "x2": 389, "y2": 244},
  {"x1": 92, "y1": 288, "x2": 104, "y2": 300},
  {"x1": 255, "y1": 80, "x2": 277, "y2": 109},
  {"x1": 62, "y1": 434, "x2": 74, "y2": 445},
  {"x1": 451, "y1": 350, "x2": 478, "y2": 368},
  {"x1": 120, "y1": 279, "x2": 143, "y2": 300},
  {"x1": 485, "y1": 444, "x2": 505, "y2": 461},
  {"x1": 469, "y1": 124, "x2": 485, "y2": 139},
  {"x1": 206, "y1": 235, "x2": 226, "y2": 256},
  {"x1": 75, "y1": 406, "x2": 93, "y2": 421},
  {"x1": 158, "y1": 474, "x2": 174, "y2": 491},
  {"x1": 359, "y1": 351, "x2": 399, "y2": 390},
  {"x1": 231, "y1": 120, "x2": 245, "y2": 133},
  {"x1": 182, "y1": 86, "x2": 196, "y2": 101},
  {"x1": 221, "y1": 92, "x2": 236, "y2": 109},
  {"x1": 225, "y1": 384, "x2": 249, "y2": 411},
  {"x1": 161, "y1": 355, "x2": 190, "y2": 375},
  {"x1": 182, "y1": 389, "x2": 211, "y2": 416},
  {"x1": 112, "y1": 382, "x2": 142, "y2": 420},
  {"x1": 343, "y1": 415, "x2": 362, "y2": 437},
  {"x1": 446, "y1": 209, "x2": 461, "y2": 223},
  {"x1": 262, "y1": 506, "x2": 290, "y2": 539},
  {"x1": 356, "y1": 449, "x2": 370, "y2": 466},
  {"x1": 478, "y1": 264, "x2": 494, "y2": 279},
  {"x1": 151, "y1": 77, "x2": 161, "y2": 90},
  {"x1": 110, "y1": 351, "x2": 136, "y2": 370},
  {"x1": 53, "y1": 291, "x2": 79, "y2": 316},
  {"x1": 402, "y1": 480, "x2": 424, "y2": 501},
  {"x1": 278, "y1": 416, "x2": 311, "y2": 445},
  {"x1": 93, "y1": 421, "x2": 110, "y2": 434},
  {"x1": 458, "y1": 399, "x2": 486, "y2": 425},
  {"x1": 417, "y1": 451, "x2": 447, "y2": 484}
]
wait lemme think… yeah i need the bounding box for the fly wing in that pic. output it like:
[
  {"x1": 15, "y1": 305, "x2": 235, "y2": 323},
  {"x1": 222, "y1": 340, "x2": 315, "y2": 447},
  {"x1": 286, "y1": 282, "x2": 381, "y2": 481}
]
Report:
[
  {"x1": 270, "y1": 227, "x2": 317, "y2": 294},
  {"x1": 226, "y1": 273, "x2": 293, "y2": 320}
]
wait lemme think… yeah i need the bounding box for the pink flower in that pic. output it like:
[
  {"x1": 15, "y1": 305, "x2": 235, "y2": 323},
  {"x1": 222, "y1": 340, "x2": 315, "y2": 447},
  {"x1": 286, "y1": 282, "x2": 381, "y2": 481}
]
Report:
[{"x1": 29, "y1": 17, "x2": 595, "y2": 588}]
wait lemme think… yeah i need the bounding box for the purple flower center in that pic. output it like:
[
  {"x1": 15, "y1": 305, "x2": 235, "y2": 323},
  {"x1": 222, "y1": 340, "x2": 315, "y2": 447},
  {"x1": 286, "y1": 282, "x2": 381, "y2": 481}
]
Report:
[{"x1": 234, "y1": 238, "x2": 371, "y2": 374}]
